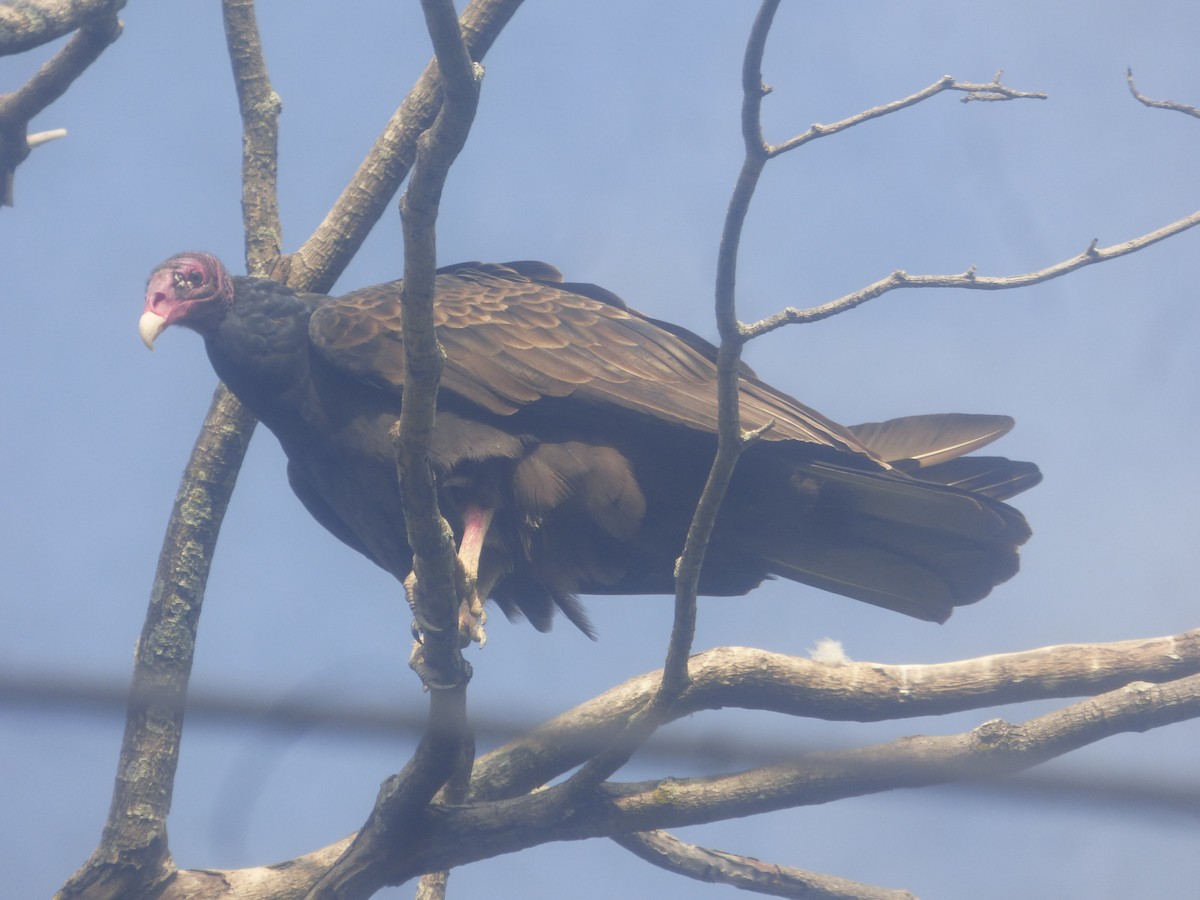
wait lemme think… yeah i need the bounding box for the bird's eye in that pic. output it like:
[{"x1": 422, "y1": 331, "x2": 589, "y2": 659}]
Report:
[{"x1": 175, "y1": 270, "x2": 204, "y2": 290}]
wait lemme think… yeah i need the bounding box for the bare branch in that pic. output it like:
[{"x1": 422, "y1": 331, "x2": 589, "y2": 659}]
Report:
[
  {"x1": 56, "y1": 385, "x2": 256, "y2": 900},
  {"x1": 393, "y1": 0, "x2": 482, "y2": 687},
  {"x1": 591, "y1": 675, "x2": 1200, "y2": 830},
  {"x1": 469, "y1": 631, "x2": 1200, "y2": 801},
  {"x1": 0, "y1": 0, "x2": 123, "y2": 55},
  {"x1": 0, "y1": 2, "x2": 122, "y2": 205},
  {"x1": 299, "y1": 672, "x2": 1200, "y2": 888},
  {"x1": 1127, "y1": 68, "x2": 1200, "y2": 119},
  {"x1": 63, "y1": 637, "x2": 1200, "y2": 898},
  {"x1": 282, "y1": 0, "x2": 523, "y2": 294},
  {"x1": 222, "y1": 0, "x2": 282, "y2": 273},
  {"x1": 60, "y1": 9, "x2": 281, "y2": 895},
  {"x1": 308, "y1": 3, "x2": 482, "y2": 896},
  {"x1": 744, "y1": 208, "x2": 1200, "y2": 337},
  {"x1": 614, "y1": 830, "x2": 915, "y2": 900},
  {"x1": 669, "y1": 0, "x2": 779, "y2": 685},
  {"x1": 769, "y1": 72, "x2": 1045, "y2": 157},
  {"x1": 560, "y1": 0, "x2": 788, "y2": 801}
]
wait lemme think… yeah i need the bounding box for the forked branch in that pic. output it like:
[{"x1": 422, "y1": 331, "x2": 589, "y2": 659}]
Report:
[
  {"x1": 0, "y1": 0, "x2": 123, "y2": 205},
  {"x1": 769, "y1": 70, "x2": 1045, "y2": 157}
]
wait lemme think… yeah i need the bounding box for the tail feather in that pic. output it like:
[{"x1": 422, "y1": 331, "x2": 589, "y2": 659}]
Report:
[
  {"x1": 734, "y1": 413, "x2": 1039, "y2": 622},
  {"x1": 912, "y1": 456, "x2": 1043, "y2": 501}
]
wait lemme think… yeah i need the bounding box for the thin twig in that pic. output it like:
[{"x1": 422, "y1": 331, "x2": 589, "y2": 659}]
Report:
[
  {"x1": 1126, "y1": 68, "x2": 1200, "y2": 119},
  {"x1": 770, "y1": 72, "x2": 1044, "y2": 157},
  {"x1": 667, "y1": 0, "x2": 780, "y2": 690},
  {"x1": 744, "y1": 209, "x2": 1200, "y2": 337},
  {"x1": 558, "y1": 0, "x2": 787, "y2": 802}
]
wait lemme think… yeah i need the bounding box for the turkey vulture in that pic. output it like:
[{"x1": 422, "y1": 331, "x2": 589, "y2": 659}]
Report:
[{"x1": 140, "y1": 253, "x2": 1040, "y2": 640}]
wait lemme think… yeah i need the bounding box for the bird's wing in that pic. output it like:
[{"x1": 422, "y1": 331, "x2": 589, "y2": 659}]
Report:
[{"x1": 309, "y1": 264, "x2": 867, "y2": 456}]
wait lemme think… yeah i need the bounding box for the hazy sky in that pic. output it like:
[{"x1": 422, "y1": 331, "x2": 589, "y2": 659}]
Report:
[{"x1": 4, "y1": 3, "x2": 1199, "y2": 898}]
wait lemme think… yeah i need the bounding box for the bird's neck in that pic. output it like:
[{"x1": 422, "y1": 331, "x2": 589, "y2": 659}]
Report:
[{"x1": 205, "y1": 277, "x2": 323, "y2": 427}]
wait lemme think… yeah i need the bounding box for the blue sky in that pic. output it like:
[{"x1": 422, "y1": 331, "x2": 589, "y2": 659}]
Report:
[{"x1": 3, "y1": 2, "x2": 1199, "y2": 897}]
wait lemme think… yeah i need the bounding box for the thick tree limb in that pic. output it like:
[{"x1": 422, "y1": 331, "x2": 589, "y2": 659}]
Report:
[
  {"x1": 273, "y1": 673, "x2": 1200, "y2": 891},
  {"x1": 613, "y1": 830, "x2": 915, "y2": 900},
  {"x1": 223, "y1": 0, "x2": 282, "y2": 272},
  {"x1": 0, "y1": 0, "x2": 122, "y2": 55},
  {"x1": 56, "y1": 385, "x2": 255, "y2": 900},
  {"x1": 64, "y1": 632, "x2": 1199, "y2": 899},
  {"x1": 58, "y1": 8, "x2": 278, "y2": 895},
  {"x1": 469, "y1": 631, "x2": 1200, "y2": 801}
]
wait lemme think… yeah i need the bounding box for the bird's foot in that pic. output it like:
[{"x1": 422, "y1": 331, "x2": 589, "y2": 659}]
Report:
[
  {"x1": 408, "y1": 639, "x2": 473, "y2": 691},
  {"x1": 459, "y1": 588, "x2": 487, "y2": 649},
  {"x1": 403, "y1": 570, "x2": 488, "y2": 650}
]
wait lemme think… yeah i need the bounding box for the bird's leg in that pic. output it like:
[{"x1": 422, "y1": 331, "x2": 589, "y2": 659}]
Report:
[
  {"x1": 404, "y1": 503, "x2": 494, "y2": 652},
  {"x1": 454, "y1": 503, "x2": 493, "y2": 648}
]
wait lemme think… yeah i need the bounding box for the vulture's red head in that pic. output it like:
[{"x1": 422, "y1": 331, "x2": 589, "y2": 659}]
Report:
[{"x1": 140, "y1": 252, "x2": 233, "y2": 349}]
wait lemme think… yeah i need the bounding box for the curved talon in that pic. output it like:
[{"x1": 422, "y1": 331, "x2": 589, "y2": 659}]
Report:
[{"x1": 408, "y1": 640, "x2": 473, "y2": 691}]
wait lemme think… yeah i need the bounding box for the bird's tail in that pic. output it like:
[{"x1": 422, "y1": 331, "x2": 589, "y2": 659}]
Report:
[{"x1": 735, "y1": 414, "x2": 1041, "y2": 622}]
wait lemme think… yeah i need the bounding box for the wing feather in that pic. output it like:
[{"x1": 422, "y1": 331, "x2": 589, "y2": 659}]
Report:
[{"x1": 310, "y1": 265, "x2": 868, "y2": 456}]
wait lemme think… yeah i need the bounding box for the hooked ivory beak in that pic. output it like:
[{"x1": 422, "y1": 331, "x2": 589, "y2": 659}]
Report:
[{"x1": 139, "y1": 310, "x2": 167, "y2": 350}]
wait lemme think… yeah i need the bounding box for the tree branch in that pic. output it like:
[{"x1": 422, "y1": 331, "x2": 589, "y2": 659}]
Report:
[
  {"x1": 613, "y1": 830, "x2": 915, "y2": 900},
  {"x1": 743, "y1": 209, "x2": 1200, "y2": 337},
  {"x1": 1126, "y1": 68, "x2": 1200, "y2": 119},
  {"x1": 222, "y1": 0, "x2": 282, "y2": 273},
  {"x1": 768, "y1": 71, "x2": 1044, "y2": 158},
  {"x1": 297, "y1": 672, "x2": 1200, "y2": 887},
  {"x1": 56, "y1": 385, "x2": 255, "y2": 900},
  {"x1": 469, "y1": 630, "x2": 1200, "y2": 801},
  {"x1": 308, "y1": 3, "x2": 483, "y2": 896},
  {"x1": 559, "y1": 0, "x2": 788, "y2": 802},
  {"x1": 0, "y1": 0, "x2": 123, "y2": 205},
  {"x1": 71, "y1": 633, "x2": 1200, "y2": 898},
  {"x1": 0, "y1": 0, "x2": 122, "y2": 55},
  {"x1": 390, "y1": 0, "x2": 483, "y2": 688},
  {"x1": 280, "y1": 0, "x2": 523, "y2": 294}
]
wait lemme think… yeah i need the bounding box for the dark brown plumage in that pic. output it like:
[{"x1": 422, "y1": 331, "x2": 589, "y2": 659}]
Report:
[{"x1": 140, "y1": 253, "x2": 1040, "y2": 637}]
